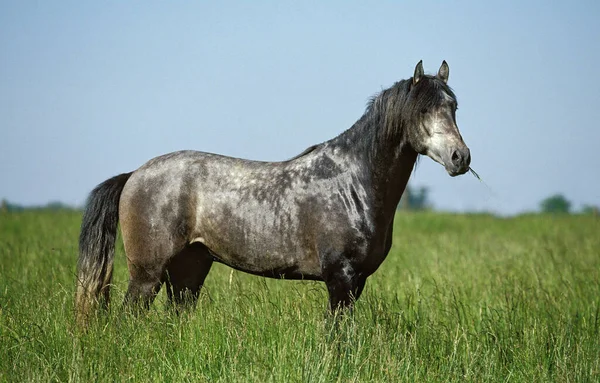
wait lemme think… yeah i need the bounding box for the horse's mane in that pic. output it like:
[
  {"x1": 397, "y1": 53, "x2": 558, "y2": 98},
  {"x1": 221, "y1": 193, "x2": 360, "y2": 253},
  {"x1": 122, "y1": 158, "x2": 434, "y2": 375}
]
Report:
[
  {"x1": 366, "y1": 76, "x2": 456, "y2": 135},
  {"x1": 286, "y1": 75, "x2": 457, "y2": 162},
  {"x1": 329, "y1": 75, "x2": 457, "y2": 156},
  {"x1": 286, "y1": 144, "x2": 320, "y2": 161}
]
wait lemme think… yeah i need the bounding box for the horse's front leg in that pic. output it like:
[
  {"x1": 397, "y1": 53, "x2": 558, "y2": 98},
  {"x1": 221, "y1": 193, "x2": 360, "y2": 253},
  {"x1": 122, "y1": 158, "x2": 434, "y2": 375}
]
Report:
[{"x1": 322, "y1": 259, "x2": 367, "y2": 313}]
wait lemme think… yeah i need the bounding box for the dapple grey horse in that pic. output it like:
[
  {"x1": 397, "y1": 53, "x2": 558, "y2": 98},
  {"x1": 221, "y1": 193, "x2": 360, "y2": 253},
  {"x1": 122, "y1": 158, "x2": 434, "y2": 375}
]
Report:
[{"x1": 75, "y1": 61, "x2": 471, "y2": 326}]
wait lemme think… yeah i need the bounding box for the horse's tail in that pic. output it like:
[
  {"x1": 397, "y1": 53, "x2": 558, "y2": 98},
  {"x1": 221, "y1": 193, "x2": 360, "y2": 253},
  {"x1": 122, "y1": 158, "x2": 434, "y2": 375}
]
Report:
[{"x1": 75, "y1": 172, "x2": 132, "y2": 327}]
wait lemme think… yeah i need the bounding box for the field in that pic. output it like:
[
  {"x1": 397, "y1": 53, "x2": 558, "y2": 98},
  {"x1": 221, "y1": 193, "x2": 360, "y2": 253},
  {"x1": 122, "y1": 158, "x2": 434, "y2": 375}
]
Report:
[{"x1": 1, "y1": 211, "x2": 599, "y2": 382}]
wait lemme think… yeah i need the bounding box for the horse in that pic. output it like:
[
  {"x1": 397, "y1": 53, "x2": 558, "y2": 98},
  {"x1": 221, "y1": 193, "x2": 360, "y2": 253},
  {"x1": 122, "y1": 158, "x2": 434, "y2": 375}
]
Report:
[{"x1": 75, "y1": 61, "x2": 471, "y2": 326}]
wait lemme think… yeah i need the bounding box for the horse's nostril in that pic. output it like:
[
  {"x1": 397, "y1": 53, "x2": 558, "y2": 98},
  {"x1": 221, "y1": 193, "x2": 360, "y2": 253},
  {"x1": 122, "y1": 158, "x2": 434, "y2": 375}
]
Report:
[{"x1": 451, "y1": 150, "x2": 461, "y2": 165}]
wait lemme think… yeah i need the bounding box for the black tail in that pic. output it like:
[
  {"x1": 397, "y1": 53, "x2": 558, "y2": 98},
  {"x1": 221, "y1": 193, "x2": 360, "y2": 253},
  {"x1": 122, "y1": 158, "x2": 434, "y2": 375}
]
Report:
[{"x1": 75, "y1": 172, "x2": 132, "y2": 326}]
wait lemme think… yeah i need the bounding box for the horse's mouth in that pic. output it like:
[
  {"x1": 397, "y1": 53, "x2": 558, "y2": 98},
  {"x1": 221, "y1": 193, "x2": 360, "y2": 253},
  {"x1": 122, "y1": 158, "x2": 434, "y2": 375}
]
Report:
[{"x1": 446, "y1": 166, "x2": 470, "y2": 177}]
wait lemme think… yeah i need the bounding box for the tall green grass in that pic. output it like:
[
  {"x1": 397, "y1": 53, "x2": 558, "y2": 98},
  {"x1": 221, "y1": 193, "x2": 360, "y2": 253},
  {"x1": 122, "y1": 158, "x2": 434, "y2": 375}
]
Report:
[{"x1": 1, "y1": 211, "x2": 599, "y2": 382}]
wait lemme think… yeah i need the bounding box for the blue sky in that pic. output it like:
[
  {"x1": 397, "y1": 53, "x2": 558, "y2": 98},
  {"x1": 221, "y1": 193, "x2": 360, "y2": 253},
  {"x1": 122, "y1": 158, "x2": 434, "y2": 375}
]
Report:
[{"x1": 1, "y1": 1, "x2": 599, "y2": 215}]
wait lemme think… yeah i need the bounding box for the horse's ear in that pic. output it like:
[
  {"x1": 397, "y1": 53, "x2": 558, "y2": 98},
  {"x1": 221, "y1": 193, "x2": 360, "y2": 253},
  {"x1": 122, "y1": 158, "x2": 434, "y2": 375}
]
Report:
[
  {"x1": 437, "y1": 60, "x2": 449, "y2": 83},
  {"x1": 413, "y1": 60, "x2": 424, "y2": 85}
]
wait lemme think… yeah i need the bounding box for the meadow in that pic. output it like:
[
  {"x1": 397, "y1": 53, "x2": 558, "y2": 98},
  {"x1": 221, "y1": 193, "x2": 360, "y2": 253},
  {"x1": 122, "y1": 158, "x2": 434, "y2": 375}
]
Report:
[{"x1": 0, "y1": 210, "x2": 598, "y2": 382}]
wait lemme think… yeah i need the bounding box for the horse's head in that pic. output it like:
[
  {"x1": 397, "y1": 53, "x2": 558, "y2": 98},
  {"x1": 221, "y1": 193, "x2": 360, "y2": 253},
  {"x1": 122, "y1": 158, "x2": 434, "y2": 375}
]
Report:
[{"x1": 406, "y1": 61, "x2": 470, "y2": 177}]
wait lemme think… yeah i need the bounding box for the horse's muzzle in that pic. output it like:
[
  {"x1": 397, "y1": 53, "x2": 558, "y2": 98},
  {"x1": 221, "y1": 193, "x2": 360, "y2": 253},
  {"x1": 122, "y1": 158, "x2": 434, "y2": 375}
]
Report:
[{"x1": 447, "y1": 146, "x2": 471, "y2": 176}]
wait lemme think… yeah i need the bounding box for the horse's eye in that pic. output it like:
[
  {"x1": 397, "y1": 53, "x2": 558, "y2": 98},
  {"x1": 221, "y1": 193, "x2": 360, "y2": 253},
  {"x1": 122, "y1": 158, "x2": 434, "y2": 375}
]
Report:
[{"x1": 421, "y1": 108, "x2": 428, "y2": 114}]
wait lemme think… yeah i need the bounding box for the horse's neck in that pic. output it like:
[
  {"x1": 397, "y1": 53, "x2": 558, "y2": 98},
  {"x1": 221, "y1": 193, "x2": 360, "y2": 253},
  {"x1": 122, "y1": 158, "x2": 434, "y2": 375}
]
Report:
[
  {"x1": 330, "y1": 117, "x2": 418, "y2": 227},
  {"x1": 368, "y1": 143, "x2": 417, "y2": 227}
]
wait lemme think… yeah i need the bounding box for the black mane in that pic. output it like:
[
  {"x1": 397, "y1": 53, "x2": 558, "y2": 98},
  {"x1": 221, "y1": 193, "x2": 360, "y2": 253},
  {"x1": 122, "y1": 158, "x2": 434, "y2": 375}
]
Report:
[
  {"x1": 328, "y1": 75, "x2": 457, "y2": 159},
  {"x1": 369, "y1": 76, "x2": 456, "y2": 119},
  {"x1": 286, "y1": 144, "x2": 319, "y2": 161},
  {"x1": 287, "y1": 74, "x2": 457, "y2": 163}
]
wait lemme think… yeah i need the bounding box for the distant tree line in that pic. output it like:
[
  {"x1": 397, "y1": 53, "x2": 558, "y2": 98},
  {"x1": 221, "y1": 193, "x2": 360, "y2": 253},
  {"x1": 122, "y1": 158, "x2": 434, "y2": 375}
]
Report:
[
  {"x1": 0, "y1": 199, "x2": 78, "y2": 213},
  {"x1": 394, "y1": 188, "x2": 598, "y2": 215},
  {"x1": 539, "y1": 194, "x2": 598, "y2": 215},
  {"x1": 398, "y1": 185, "x2": 432, "y2": 211},
  {"x1": 1, "y1": 193, "x2": 597, "y2": 215}
]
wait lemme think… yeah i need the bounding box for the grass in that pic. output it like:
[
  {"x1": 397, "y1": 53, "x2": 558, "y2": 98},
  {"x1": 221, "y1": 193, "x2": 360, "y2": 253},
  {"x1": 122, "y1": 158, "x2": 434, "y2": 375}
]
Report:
[{"x1": 0, "y1": 210, "x2": 599, "y2": 382}]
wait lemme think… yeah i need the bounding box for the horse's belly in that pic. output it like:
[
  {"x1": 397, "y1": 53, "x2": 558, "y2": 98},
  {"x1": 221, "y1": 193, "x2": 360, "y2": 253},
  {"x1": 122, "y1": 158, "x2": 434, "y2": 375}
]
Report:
[{"x1": 192, "y1": 235, "x2": 322, "y2": 280}]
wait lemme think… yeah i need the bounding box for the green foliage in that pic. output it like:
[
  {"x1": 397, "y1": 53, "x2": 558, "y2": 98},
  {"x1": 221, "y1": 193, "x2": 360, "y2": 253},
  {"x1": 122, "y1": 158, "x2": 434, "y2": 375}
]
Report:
[
  {"x1": 581, "y1": 204, "x2": 599, "y2": 216},
  {"x1": 539, "y1": 194, "x2": 571, "y2": 214},
  {"x1": 0, "y1": 199, "x2": 24, "y2": 212},
  {"x1": 398, "y1": 185, "x2": 431, "y2": 211},
  {"x1": 1, "y1": 211, "x2": 599, "y2": 381},
  {"x1": 0, "y1": 199, "x2": 78, "y2": 212}
]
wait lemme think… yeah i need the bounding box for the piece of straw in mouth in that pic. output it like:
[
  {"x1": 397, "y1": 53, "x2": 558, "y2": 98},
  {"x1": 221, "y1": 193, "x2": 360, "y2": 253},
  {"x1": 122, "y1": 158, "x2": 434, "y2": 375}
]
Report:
[{"x1": 469, "y1": 167, "x2": 481, "y2": 181}]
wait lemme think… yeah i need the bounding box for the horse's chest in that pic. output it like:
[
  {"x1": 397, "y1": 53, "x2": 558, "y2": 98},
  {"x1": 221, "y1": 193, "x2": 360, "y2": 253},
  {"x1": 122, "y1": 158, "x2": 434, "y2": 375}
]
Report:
[{"x1": 350, "y1": 225, "x2": 393, "y2": 275}]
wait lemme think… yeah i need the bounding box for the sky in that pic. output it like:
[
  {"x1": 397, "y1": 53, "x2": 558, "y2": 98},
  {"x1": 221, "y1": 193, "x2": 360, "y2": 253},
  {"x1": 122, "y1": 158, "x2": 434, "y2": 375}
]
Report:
[{"x1": 1, "y1": 1, "x2": 599, "y2": 215}]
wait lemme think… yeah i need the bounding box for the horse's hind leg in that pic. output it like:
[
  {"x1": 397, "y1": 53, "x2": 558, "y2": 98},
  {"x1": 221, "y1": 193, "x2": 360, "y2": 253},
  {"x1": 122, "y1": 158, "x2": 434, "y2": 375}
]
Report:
[
  {"x1": 164, "y1": 243, "x2": 213, "y2": 311},
  {"x1": 123, "y1": 251, "x2": 168, "y2": 311},
  {"x1": 123, "y1": 265, "x2": 165, "y2": 312},
  {"x1": 122, "y1": 229, "x2": 179, "y2": 312}
]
